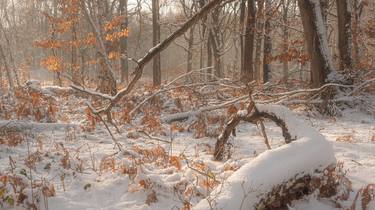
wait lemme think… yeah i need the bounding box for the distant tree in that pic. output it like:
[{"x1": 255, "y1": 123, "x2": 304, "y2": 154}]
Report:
[
  {"x1": 119, "y1": 0, "x2": 129, "y2": 84},
  {"x1": 0, "y1": 44, "x2": 14, "y2": 91}
]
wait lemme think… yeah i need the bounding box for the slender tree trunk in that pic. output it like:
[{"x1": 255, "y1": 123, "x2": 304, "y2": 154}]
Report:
[
  {"x1": 186, "y1": 26, "x2": 195, "y2": 83},
  {"x1": 282, "y1": 0, "x2": 290, "y2": 83},
  {"x1": 0, "y1": 45, "x2": 14, "y2": 92},
  {"x1": 152, "y1": 0, "x2": 161, "y2": 86},
  {"x1": 0, "y1": 3, "x2": 20, "y2": 87},
  {"x1": 119, "y1": 0, "x2": 129, "y2": 84},
  {"x1": 297, "y1": 0, "x2": 335, "y2": 88},
  {"x1": 336, "y1": 0, "x2": 353, "y2": 82},
  {"x1": 52, "y1": 0, "x2": 62, "y2": 87},
  {"x1": 207, "y1": 34, "x2": 213, "y2": 81},
  {"x1": 243, "y1": 0, "x2": 257, "y2": 83},
  {"x1": 198, "y1": 0, "x2": 208, "y2": 81},
  {"x1": 0, "y1": 28, "x2": 19, "y2": 87},
  {"x1": 210, "y1": 9, "x2": 222, "y2": 78},
  {"x1": 352, "y1": 0, "x2": 363, "y2": 68},
  {"x1": 71, "y1": 21, "x2": 80, "y2": 85},
  {"x1": 80, "y1": 49, "x2": 86, "y2": 86},
  {"x1": 254, "y1": 0, "x2": 264, "y2": 82},
  {"x1": 239, "y1": 0, "x2": 246, "y2": 75},
  {"x1": 263, "y1": 0, "x2": 272, "y2": 83},
  {"x1": 0, "y1": 63, "x2": 2, "y2": 90}
]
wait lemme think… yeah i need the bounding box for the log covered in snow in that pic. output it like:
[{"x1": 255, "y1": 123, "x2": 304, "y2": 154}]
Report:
[{"x1": 194, "y1": 105, "x2": 336, "y2": 210}]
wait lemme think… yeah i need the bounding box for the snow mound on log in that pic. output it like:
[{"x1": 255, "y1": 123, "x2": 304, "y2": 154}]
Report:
[{"x1": 194, "y1": 104, "x2": 336, "y2": 210}]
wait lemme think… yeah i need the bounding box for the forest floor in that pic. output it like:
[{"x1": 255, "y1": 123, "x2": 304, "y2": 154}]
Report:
[{"x1": 0, "y1": 85, "x2": 374, "y2": 210}]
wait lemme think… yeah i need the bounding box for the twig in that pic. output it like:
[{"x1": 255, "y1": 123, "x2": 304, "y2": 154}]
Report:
[
  {"x1": 97, "y1": 113, "x2": 123, "y2": 152},
  {"x1": 257, "y1": 120, "x2": 271, "y2": 150},
  {"x1": 137, "y1": 130, "x2": 172, "y2": 144}
]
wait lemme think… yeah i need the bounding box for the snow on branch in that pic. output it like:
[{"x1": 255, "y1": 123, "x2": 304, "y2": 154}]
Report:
[{"x1": 194, "y1": 104, "x2": 336, "y2": 210}]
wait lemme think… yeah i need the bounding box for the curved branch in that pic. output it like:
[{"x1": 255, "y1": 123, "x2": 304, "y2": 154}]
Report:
[{"x1": 73, "y1": 0, "x2": 229, "y2": 116}]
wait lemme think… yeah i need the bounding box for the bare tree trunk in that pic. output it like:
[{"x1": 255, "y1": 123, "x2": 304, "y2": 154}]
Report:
[
  {"x1": 0, "y1": 45, "x2": 14, "y2": 92},
  {"x1": 297, "y1": 0, "x2": 335, "y2": 88},
  {"x1": 0, "y1": 22, "x2": 19, "y2": 87},
  {"x1": 239, "y1": 0, "x2": 246, "y2": 75},
  {"x1": 336, "y1": 0, "x2": 353, "y2": 82},
  {"x1": 352, "y1": 0, "x2": 364, "y2": 68},
  {"x1": 210, "y1": 8, "x2": 223, "y2": 78},
  {"x1": 186, "y1": 26, "x2": 195, "y2": 83},
  {"x1": 263, "y1": 0, "x2": 272, "y2": 83},
  {"x1": 282, "y1": 0, "x2": 290, "y2": 83},
  {"x1": 198, "y1": 0, "x2": 209, "y2": 81},
  {"x1": 207, "y1": 34, "x2": 213, "y2": 81},
  {"x1": 0, "y1": 63, "x2": 2, "y2": 89},
  {"x1": 119, "y1": 0, "x2": 129, "y2": 84},
  {"x1": 0, "y1": 2, "x2": 20, "y2": 87},
  {"x1": 243, "y1": 0, "x2": 256, "y2": 83},
  {"x1": 98, "y1": 53, "x2": 117, "y2": 96},
  {"x1": 80, "y1": 49, "x2": 87, "y2": 86},
  {"x1": 52, "y1": 0, "x2": 62, "y2": 87},
  {"x1": 71, "y1": 21, "x2": 81, "y2": 85},
  {"x1": 254, "y1": 0, "x2": 264, "y2": 83},
  {"x1": 82, "y1": 0, "x2": 117, "y2": 94},
  {"x1": 152, "y1": 0, "x2": 161, "y2": 86}
]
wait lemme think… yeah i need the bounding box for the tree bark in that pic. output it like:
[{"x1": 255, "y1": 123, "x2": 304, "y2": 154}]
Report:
[
  {"x1": 352, "y1": 0, "x2": 364, "y2": 68},
  {"x1": 282, "y1": 0, "x2": 290, "y2": 83},
  {"x1": 239, "y1": 0, "x2": 246, "y2": 75},
  {"x1": 336, "y1": 0, "x2": 353, "y2": 75},
  {"x1": 186, "y1": 26, "x2": 195, "y2": 83},
  {"x1": 207, "y1": 33, "x2": 213, "y2": 81},
  {"x1": 210, "y1": 8, "x2": 223, "y2": 78},
  {"x1": 263, "y1": 0, "x2": 272, "y2": 83},
  {"x1": 0, "y1": 44, "x2": 14, "y2": 92},
  {"x1": 152, "y1": 0, "x2": 161, "y2": 86},
  {"x1": 297, "y1": 0, "x2": 335, "y2": 88},
  {"x1": 81, "y1": 0, "x2": 117, "y2": 94},
  {"x1": 242, "y1": 0, "x2": 257, "y2": 83},
  {"x1": 71, "y1": 20, "x2": 81, "y2": 85},
  {"x1": 254, "y1": 0, "x2": 265, "y2": 82},
  {"x1": 52, "y1": 0, "x2": 62, "y2": 87},
  {"x1": 119, "y1": 0, "x2": 129, "y2": 84}
]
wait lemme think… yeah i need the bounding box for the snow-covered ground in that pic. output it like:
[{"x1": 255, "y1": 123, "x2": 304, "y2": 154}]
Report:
[{"x1": 0, "y1": 92, "x2": 374, "y2": 210}]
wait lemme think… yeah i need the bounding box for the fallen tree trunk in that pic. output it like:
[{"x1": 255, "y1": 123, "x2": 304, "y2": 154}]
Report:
[{"x1": 194, "y1": 104, "x2": 336, "y2": 210}]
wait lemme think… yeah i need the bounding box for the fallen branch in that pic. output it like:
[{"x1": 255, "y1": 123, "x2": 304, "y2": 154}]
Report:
[
  {"x1": 161, "y1": 95, "x2": 248, "y2": 123},
  {"x1": 194, "y1": 104, "x2": 336, "y2": 210},
  {"x1": 213, "y1": 102, "x2": 293, "y2": 161}
]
